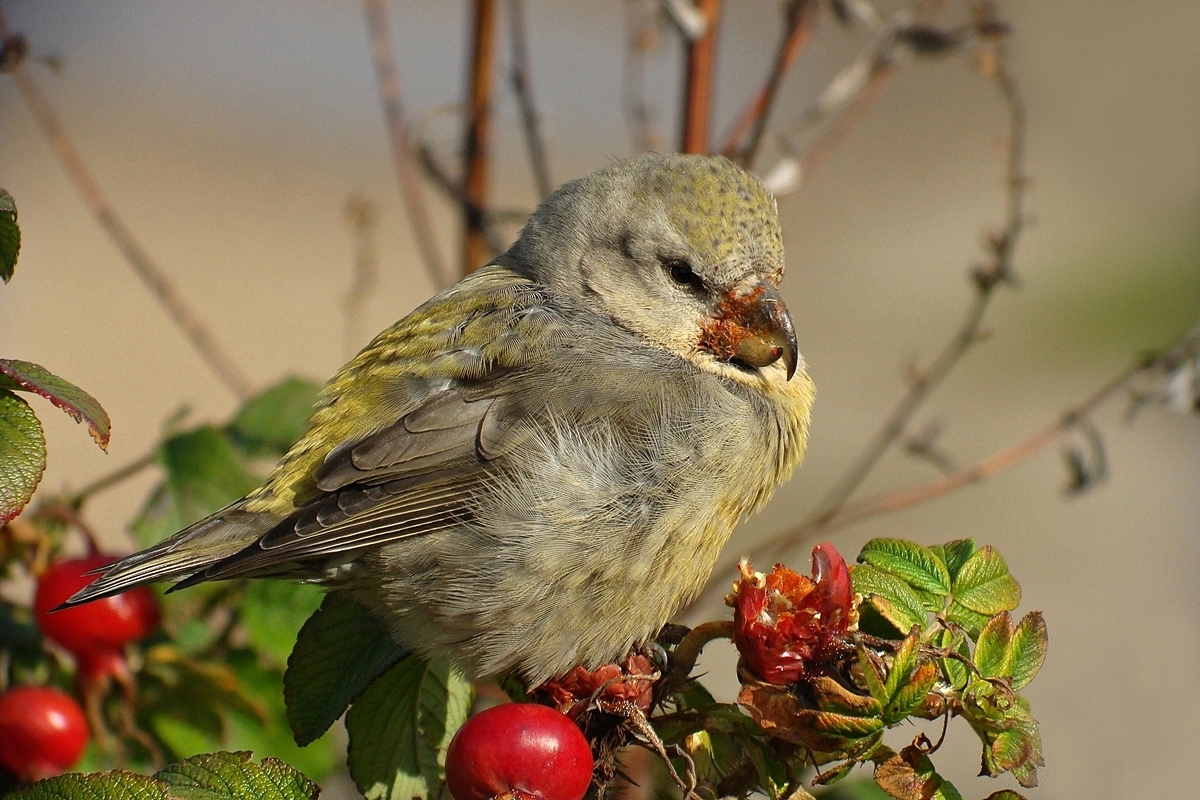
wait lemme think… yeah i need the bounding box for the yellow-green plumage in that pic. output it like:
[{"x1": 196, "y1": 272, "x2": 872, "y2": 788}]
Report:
[{"x1": 73, "y1": 153, "x2": 814, "y2": 686}]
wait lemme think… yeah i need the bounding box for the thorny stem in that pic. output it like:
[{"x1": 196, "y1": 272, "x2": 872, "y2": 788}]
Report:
[
  {"x1": 668, "y1": 620, "x2": 734, "y2": 682},
  {"x1": 719, "y1": 0, "x2": 817, "y2": 167},
  {"x1": 0, "y1": 13, "x2": 254, "y2": 402},
  {"x1": 505, "y1": 0, "x2": 553, "y2": 199},
  {"x1": 463, "y1": 0, "x2": 499, "y2": 275},
  {"x1": 680, "y1": 0, "x2": 722, "y2": 154},
  {"x1": 362, "y1": 0, "x2": 453, "y2": 291}
]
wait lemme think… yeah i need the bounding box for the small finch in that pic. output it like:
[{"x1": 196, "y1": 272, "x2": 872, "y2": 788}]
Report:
[{"x1": 68, "y1": 154, "x2": 815, "y2": 686}]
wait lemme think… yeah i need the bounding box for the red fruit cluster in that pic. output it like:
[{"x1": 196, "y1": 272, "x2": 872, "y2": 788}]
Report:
[
  {"x1": 535, "y1": 653, "x2": 656, "y2": 718},
  {"x1": 732, "y1": 542, "x2": 857, "y2": 685},
  {"x1": 0, "y1": 686, "x2": 90, "y2": 782},
  {"x1": 445, "y1": 703, "x2": 593, "y2": 800},
  {"x1": 33, "y1": 555, "x2": 160, "y2": 682}
]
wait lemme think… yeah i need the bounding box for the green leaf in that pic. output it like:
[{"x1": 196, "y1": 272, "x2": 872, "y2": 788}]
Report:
[
  {"x1": 945, "y1": 602, "x2": 991, "y2": 639},
  {"x1": 131, "y1": 426, "x2": 257, "y2": 545},
  {"x1": 0, "y1": 188, "x2": 18, "y2": 282},
  {"x1": 0, "y1": 390, "x2": 45, "y2": 524},
  {"x1": 240, "y1": 581, "x2": 323, "y2": 668},
  {"x1": 951, "y1": 546, "x2": 1021, "y2": 615},
  {"x1": 285, "y1": 592, "x2": 412, "y2": 746},
  {"x1": 1009, "y1": 612, "x2": 1048, "y2": 690},
  {"x1": 883, "y1": 628, "x2": 921, "y2": 702},
  {"x1": 154, "y1": 751, "x2": 319, "y2": 800},
  {"x1": 937, "y1": 539, "x2": 977, "y2": 583},
  {"x1": 851, "y1": 565, "x2": 928, "y2": 635},
  {"x1": 884, "y1": 661, "x2": 938, "y2": 724},
  {"x1": 228, "y1": 377, "x2": 320, "y2": 457},
  {"x1": 0, "y1": 359, "x2": 110, "y2": 450},
  {"x1": 974, "y1": 612, "x2": 1014, "y2": 678},
  {"x1": 983, "y1": 792, "x2": 1030, "y2": 800},
  {"x1": 858, "y1": 538, "x2": 951, "y2": 596},
  {"x1": 7, "y1": 771, "x2": 169, "y2": 800},
  {"x1": 933, "y1": 628, "x2": 970, "y2": 691},
  {"x1": 857, "y1": 646, "x2": 889, "y2": 706},
  {"x1": 346, "y1": 655, "x2": 475, "y2": 800},
  {"x1": 224, "y1": 650, "x2": 340, "y2": 781}
]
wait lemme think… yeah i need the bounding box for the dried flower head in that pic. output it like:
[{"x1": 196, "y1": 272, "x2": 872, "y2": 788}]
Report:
[{"x1": 731, "y1": 543, "x2": 858, "y2": 685}]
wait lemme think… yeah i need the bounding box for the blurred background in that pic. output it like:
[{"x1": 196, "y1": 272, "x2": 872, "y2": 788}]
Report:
[{"x1": 1, "y1": 1, "x2": 1197, "y2": 798}]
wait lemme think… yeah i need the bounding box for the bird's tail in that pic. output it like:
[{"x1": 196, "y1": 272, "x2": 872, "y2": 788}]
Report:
[{"x1": 61, "y1": 505, "x2": 276, "y2": 607}]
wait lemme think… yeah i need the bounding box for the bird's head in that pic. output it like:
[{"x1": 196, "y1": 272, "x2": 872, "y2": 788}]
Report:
[{"x1": 511, "y1": 153, "x2": 799, "y2": 383}]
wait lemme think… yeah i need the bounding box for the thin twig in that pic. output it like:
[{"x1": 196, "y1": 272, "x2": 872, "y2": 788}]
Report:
[
  {"x1": 680, "y1": 0, "x2": 722, "y2": 154},
  {"x1": 342, "y1": 192, "x2": 379, "y2": 358},
  {"x1": 362, "y1": 0, "x2": 453, "y2": 291},
  {"x1": 463, "y1": 0, "x2": 499, "y2": 275},
  {"x1": 806, "y1": 46, "x2": 1025, "y2": 526},
  {"x1": 414, "y1": 141, "x2": 508, "y2": 255},
  {"x1": 787, "y1": 57, "x2": 897, "y2": 189},
  {"x1": 505, "y1": 0, "x2": 553, "y2": 199},
  {"x1": 65, "y1": 451, "x2": 158, "y2": 509},
  {"x1": 719, "y1": 0, "x2": 817, "y2": 166},
  {"x1": 0, "y1": 16, "x2": 254, "y2": 401}
]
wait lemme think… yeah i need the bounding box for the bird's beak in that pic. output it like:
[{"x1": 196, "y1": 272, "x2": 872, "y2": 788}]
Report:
[{"x1": 701, "y1": 281, "x2": 799, "y2": 380}]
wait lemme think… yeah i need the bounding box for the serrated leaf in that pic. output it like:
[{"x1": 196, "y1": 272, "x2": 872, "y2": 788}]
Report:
[
  {"x1": 810, "y1": 675, "x2": 882, "y2": 718},
  {"x1": 857, "y1": 646, "x2": 889, "y2": 706},
  {"x1": 974, "y1": 612, "x2": 1015, "y2": 678},
  {"x1": 154, "y1": 751, "x2": 319, "y2": 800},
  {"x1": 8, "y1": 770, "x2": 169, "y2": 800},
  {"x1": 285, "y1": 592, "x2": 412, "y2": 746},
  {"x1": 858, "y1": 539, "x2": 951, "y2": 596},
  {"x1": 884, "y1": 661, "x2": 938, "y2": 724},
  {"x1": 938, "y1": 539, "x2": 977, "y2": 582},
  {"x1": 0, "y1": 188, "x2": 18, "y2": 282},
  {"x1": 240, "y1": 581, "x2": 323, "y2": 668},
  {"x1": 945, "y1": 602, "x2": 991, "y2": 639},
  {"x1": 0, "y1": 359, "x2": 110, "y2": 450},
  {"x1": 874, "y1": 749, "x2": 962, "y2": 800},
  {"x1": 933, "y1": 628, "x2": 969, "y2": 691},
  {"x1": 952, "y1": 546, "x2": 1021, "y2": 615},
  {"x1": 0, "y1": 390, "x2": 45, "y2": 524},
  {"x1": 851, "y1": 565, "x2": 928, "y2": 635},
  {"x1": 884, "y1": 628, "x2": 921, "y2": 701},
  {"x1": 131, "y1": 426, "x2": 257, "y2": 546},
  {"x1": 228, "y1": 377, "x2": 320, "y2": 457},
  {"x1": 346, "y1": 655, "x2": 474, "y2": 800},
  {"x1": 1009, "y1": 612, "x2": 1048, "y2": 690}
]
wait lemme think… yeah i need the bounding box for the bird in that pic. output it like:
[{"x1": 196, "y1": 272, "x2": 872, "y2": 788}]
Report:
[{"x1": 68, "y1": 153, "x2": 816, "y2": 687}]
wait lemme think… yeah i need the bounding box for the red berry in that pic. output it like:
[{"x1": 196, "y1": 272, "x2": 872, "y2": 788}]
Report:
[
  {"x1": 33, "y1": 555, "x2": 160, "y2": 679},
  {"x1": 0, "y1": 686, "x2": 90, "y2": 781},
  {"x1": 445, "y1": 703, "x2": 593, "y2": 800}
]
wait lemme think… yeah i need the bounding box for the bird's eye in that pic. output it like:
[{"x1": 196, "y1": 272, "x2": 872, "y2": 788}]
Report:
[{"x1": 665, "y1": 260, "x2": 705, "y2": 293}]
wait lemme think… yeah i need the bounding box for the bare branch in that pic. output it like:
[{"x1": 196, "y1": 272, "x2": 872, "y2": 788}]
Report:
[
  {"x1": 505, "y1": 0, "x2": 553, "y2": 199},
  {"x1": 463, "y1": 0, "x2": 499, "y2": 275},
  {"x1": 341, "y1": 192, "x2": 379, "y2": 358},
  {"x1": 680, "y1": 0, "x2": 722, "y2": 154},
  {"x1": 719, "y1": 0, "x2": 817, "y2": 166},
  {"x1": 0, "y1": 17, "x2": 254, "y2": 401},
  {"x1": 362, "y1": 0, "x2": 453, "y2": 291},
  {"x1": 805, "y1": 37, "x2": 1025, "y2": 526}
]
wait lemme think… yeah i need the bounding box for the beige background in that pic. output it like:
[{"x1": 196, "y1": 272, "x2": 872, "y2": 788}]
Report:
[{"x1": 2, "y1": 1, "x2": 1198, "y2": 798}]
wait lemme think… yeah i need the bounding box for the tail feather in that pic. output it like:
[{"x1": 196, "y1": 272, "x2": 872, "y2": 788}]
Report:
[{"x1": 62, "y1": 507, "x2": 278, "y2": 606}]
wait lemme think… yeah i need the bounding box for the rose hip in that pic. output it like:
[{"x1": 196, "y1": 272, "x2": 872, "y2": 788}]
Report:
[
  {"x1": 445, "y1": 703, "x2": 593, "y2": 800},
  {"x1": 0, "y1": 685, "x2": 90, "y2": 781}
]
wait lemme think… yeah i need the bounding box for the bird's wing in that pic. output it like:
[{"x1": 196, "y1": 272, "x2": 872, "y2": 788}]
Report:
[{"x1": 71, "y1": 265, "x2": 586, "y2": 602}]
